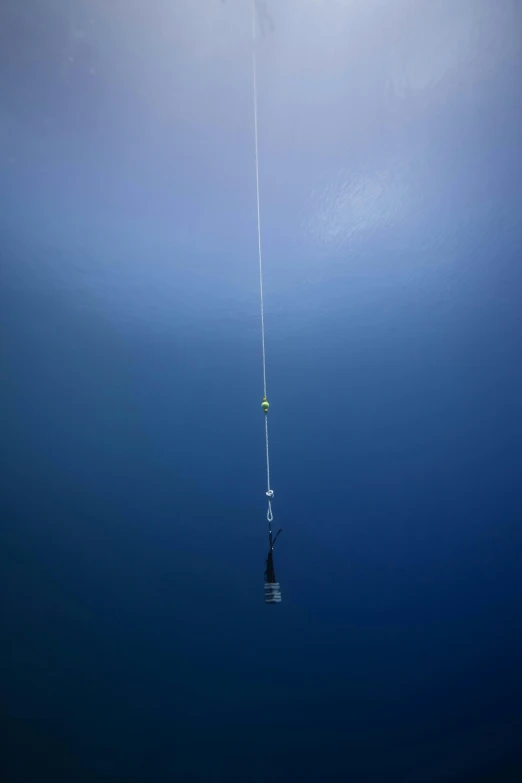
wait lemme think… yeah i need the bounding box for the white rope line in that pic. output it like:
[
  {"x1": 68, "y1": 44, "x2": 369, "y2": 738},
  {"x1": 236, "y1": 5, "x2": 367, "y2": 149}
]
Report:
[
  {"x1": 252, "y1": 2, "x2": 272, "y2": 521},
  {"x1": 264, "y1": 416, "x2": 271, "y2": 491},
  {"x1": 252, "y1": 3, "x2": 267, "y2": 400},
  {"x1": 265, "y1": 417, "x2": 273, "y2": 521}
]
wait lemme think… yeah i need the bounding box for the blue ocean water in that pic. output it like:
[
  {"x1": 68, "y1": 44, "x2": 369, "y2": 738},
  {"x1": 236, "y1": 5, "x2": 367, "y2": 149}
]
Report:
[{"x1": 1, "y1": 2, "x2": 522, "y2": 781}]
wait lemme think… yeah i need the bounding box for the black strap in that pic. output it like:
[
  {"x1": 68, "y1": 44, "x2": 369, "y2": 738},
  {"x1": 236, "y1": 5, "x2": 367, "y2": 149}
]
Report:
[{"x1": 271, "y1": 528, "x2": 282, "y2": 548}]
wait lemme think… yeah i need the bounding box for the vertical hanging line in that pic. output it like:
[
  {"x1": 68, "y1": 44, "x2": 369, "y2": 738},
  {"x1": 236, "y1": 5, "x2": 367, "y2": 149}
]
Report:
[
  {"x1": 251, "y1": 1, "x2": 273, "y2": 528},
  {"x1": 252, "y1": 3, "x2": 267, "y2": 403},
  {"x1": 252, "y1": 1, "x2": 282, "y2": 605}
]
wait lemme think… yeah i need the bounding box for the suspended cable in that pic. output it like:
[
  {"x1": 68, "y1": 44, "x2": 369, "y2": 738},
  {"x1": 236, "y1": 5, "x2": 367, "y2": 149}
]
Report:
[{"x1": 251, "y1": 1, "x2": 282, "y2": 604}]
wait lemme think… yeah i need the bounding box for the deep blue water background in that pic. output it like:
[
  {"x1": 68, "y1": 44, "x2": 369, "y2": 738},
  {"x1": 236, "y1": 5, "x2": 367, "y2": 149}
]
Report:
[{"x1": 1, "y1": 2, "x2": 522, "y2": 781}]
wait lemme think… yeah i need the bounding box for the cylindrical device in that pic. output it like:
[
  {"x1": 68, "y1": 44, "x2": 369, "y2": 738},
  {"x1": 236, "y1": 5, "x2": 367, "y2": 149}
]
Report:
[{"x1": 264, "y1": 582, "x2": 282, "y2": 604}]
